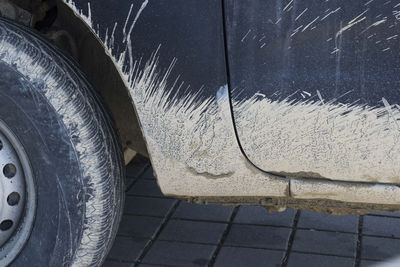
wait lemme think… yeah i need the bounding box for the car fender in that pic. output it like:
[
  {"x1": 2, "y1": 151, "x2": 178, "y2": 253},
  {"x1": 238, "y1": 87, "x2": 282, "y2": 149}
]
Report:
[{"x1": 62, "y1": 0, "x2": 400, "y2": 213}]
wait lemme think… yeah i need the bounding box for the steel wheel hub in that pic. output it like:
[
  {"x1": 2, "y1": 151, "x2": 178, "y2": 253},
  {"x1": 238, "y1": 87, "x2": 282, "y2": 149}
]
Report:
[
  {"x1": 0, "y1": 128, "x2": 25, "y2": 246},
  {"x1": 0, "y1": 119, "x2": 35, "y2": 266}
]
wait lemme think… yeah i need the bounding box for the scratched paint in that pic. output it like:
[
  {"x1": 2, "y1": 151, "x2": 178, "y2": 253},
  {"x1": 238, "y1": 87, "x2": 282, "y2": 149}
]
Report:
[{"x1": 238, "y1": 2, "x2": 399, "y2": 53}]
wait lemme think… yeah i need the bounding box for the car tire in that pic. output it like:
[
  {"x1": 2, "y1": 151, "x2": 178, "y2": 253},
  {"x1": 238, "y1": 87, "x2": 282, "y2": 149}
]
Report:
[{"x1": 0, "y1": 17, "x2": 124, "y2": 266}]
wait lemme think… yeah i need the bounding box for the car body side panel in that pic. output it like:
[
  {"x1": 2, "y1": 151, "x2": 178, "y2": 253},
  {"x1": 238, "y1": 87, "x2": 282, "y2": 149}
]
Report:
[
  {"x1": 224, "y1": 0, "x2": 400, "y2": 184},
  {"x1": 64, "y1": 0, "x2": 289, "y2": 198},
  {"x1": 63, "y1": 0, "x2": 400, "y2": 208}
]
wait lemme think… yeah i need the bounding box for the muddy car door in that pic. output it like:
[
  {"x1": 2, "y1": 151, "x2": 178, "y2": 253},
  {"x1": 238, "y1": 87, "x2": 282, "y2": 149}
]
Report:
[{"x1": 223, "y1": 0, "x2": 400, "y2": 184}]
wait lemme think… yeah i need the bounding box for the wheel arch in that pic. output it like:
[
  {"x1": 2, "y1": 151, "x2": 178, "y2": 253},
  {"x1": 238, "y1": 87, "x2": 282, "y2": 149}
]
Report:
[{"x1": 55, "y1": 0, "x2": 148, "y2": 157}]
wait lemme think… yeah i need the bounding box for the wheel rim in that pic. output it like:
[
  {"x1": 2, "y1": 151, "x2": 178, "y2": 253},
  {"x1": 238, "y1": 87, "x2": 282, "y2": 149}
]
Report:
[
  {"x1": 0, "y1": 127, "x2": 26, "y2": 246},
  {"x1": 0, "y1": 119, "x2": 36, "y2": 264}
]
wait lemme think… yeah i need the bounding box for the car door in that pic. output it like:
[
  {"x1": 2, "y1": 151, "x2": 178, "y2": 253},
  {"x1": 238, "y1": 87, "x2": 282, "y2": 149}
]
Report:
[{"x1": 224, "y1": 0, "x2": 400, "y2": 183}]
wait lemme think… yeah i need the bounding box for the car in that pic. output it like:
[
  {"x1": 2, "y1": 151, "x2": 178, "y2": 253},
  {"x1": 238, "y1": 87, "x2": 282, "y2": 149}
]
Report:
[{"x1": 0, "y1": 0, "x2": 399, "y2": 265}]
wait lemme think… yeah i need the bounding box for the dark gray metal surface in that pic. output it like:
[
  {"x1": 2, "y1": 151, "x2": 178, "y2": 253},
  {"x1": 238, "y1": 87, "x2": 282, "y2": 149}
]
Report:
[
  {"x1": 223, "y1": 0, "x2": 400, "y2": 178},
  {"x1": 224, "y1": 0, "x2": 400, "y2": 105},
  {"x1": 72, "y1": 0, "x2": 228, "y2": 101}
]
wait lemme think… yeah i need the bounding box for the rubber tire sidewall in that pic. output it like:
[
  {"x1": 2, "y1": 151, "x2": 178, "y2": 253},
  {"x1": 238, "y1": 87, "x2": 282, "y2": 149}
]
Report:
[{"x1": 0, "y1": 62, "x2": 84, "y2": 266}]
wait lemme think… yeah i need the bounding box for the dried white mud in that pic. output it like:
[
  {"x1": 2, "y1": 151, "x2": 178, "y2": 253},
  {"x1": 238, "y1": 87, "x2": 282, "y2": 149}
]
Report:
[{"x1": 64, "y1": 0, "x2": 400, "y2": 218}]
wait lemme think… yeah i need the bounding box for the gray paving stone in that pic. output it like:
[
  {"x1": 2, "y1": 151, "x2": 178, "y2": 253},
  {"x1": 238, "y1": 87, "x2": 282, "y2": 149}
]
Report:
[
  {"x1": 127, "y1": 179, "x2": 165, "y2": 198},
  {"x1": 138, "y1": 264, "x2": 167, "y2": 267},
  {"x1": 140, "y1": 167, "x2": 156, "y2": 180},
  {"x1": 363, "y1": 215, "x2": 400, "y2": 238},
  {"x1": 142, "y1": 240, "x2": 216, "y2": 267},
  {"x1": 103, "y1": 260, "x2": 134, "y2": 267},
  {"x1": 368, "y1": 211, "x2": 400, "y2": 218},
  {"x1": 297, "y1": 210, "x2": 358, "y2": 233},
  {"x1": 124, "y1": 196, "x2": 177, "y2": 217},
  {"x1": 125, "y1": 179, "x2": 138, "y2": 191},
  {"x1": 125, "y1": 158, "x2": 149, "y2": 190},
  {"x1": 108, "y1": 159, "x2": 400, "y2": 266},
  {"x1": 360, "y1": 259, "x2": 381, "y2": 266},
  {"x1": 234, "y1": 206, "x2": 296, "y2": 227},
  {"x1": 107, "y1": 236, "x2": 149, "y2": 262},
  {"x1": 287, "y1": 252, "x2": 354, "y2": 267},
  {"x1": 126, "y1": 156, "x2": 149, "y2": 178},
  {"x1": 172, "y1": 201, "x2": 233, "y2": 222},
  {"x1": 158, "y1": 220, "x2": 226, "y2": 244},
  {"x1": 224, "y1": 224, "x2": 291, "y2": 250},
  {"x1": 292, "y1": 229, "x2": 357, "y2": 257},
  {"x1": 214, "y1": 246, "x2": 284, "y2": 267},
  {"x1": 361, "y1": 236, "x2": 400, "y2": 261},
  {"x1": 118, "y1": 215, "x2": 163, "y2": 238}
]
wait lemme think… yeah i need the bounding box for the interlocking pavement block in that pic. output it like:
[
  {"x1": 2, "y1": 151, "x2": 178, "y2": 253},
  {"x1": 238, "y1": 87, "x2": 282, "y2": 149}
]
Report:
[
  {"x1": 118, "y1": 215, "x2": 163, "y2": 239},
  {"x1": 142, "y1": 240, "x2": 216, "y2": 267},
  {"x1": 214, "y1": 246, "x2": 285, "y2": 267},
  {"x1": 234, "y1": 206, "x2": 296, "y2": 227},
  {"x1": 127, "y1": 179, "x2": 165, "y2": 198},
  {"x1": 287, "y1": 252, "x2": 354, "y2": 267},
  {"x1": 172, "y1": 201, "x2": 234, "y2": 222},
  {"x1": 124, "y1": 196, "x2": 177, "y2": 217},
  {"x1": 297, "y1": 210, "x2": 358, "y2": 233},
  {"x1": 140, "y1": 166, "x2": 156, "y2": 180},
  {"x1": 360, "y1": 259, "x2": 381, "y2": 266},
  {"x1": 126, "y1": 156, "x2": 149, "y2": 178},
  {"x1": 361, "y1": 236, "x2": 400, "y2": 261},
  {"x1": 292, "y1": 229, "x2": 357, "y2": 257},
  {"x1": 103, "y1": 260, "x2": 133, "y2": 267},
  {"x1": 107, "y1": 236, "x2": 149, "y2": 262},
  {"x1": 363, "y1": 215, "x2": 400, "y2": 238},
  {"x1": 125, "y1": 179, "x2": 137, "y2": 191},
  {"x1": 138, "y1": 264, "x2": 165, "y2": 267},
  {"x1": 368, "y1": 211, "x2": 400, "y2": 218},
  {"x1": 158, "y1": 220, "x2": 227, "y2": 244},
  {"x1": 224, "y1": 224, "x2": 291, "y2": 250}
]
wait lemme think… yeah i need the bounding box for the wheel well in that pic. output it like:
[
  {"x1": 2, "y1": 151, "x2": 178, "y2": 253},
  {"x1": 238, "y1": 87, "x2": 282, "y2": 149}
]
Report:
[{"x1": 0, "y1": 0, "x2": 148, "y2": 157}]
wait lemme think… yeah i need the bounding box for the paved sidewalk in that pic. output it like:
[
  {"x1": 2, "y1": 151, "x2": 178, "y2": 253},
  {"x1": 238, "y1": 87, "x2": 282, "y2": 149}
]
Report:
[{"x1": 104, "y1": 156, "x2": 400, "y2": 267}]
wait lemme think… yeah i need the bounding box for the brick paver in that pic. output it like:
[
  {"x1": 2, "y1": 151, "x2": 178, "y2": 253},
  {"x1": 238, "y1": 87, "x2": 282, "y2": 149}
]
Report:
[
  {"x1": 104, "y1": 155, "x2": 400, "y2": 266},
  {"x1": 173, "y1": 202, "x2": 234, "y2": 222}
]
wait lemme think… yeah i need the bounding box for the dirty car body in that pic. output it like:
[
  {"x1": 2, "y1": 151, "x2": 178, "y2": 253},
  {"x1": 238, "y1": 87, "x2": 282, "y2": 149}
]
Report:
[{"x1": 65, "y1": 0, "x2": 400, "y2": 213}]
